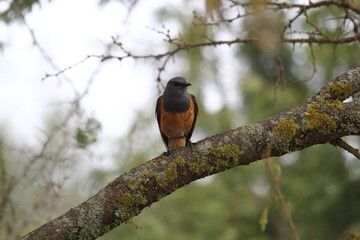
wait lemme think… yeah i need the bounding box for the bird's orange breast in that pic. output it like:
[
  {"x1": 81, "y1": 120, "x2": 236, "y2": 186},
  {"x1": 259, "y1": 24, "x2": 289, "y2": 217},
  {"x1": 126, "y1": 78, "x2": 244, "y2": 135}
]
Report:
[{"x1": 159, "y1": 97, "x2": 196, "y2": 139}]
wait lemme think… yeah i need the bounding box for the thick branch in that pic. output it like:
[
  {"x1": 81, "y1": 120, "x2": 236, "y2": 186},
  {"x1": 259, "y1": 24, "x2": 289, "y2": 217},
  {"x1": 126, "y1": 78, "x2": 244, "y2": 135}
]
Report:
[{"x1": 22, "y1": 67, "x2": 360, "y2": 240}]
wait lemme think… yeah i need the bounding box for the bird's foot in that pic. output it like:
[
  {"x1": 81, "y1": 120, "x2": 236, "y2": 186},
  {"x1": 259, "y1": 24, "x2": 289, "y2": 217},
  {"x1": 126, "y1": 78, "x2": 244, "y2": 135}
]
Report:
[
  {"x1": 187, "y1": 141, "x2": 197, "y2": 147},
  {"x1": 162, "y1": 150, "x2": 172, "y2": 156}
]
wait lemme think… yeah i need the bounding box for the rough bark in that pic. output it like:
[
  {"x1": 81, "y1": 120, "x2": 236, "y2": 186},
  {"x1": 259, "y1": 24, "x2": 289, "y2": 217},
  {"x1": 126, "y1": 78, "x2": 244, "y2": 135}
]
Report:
[{"x1": 22, "y1": 67, "x2": 360, "y2": 240}]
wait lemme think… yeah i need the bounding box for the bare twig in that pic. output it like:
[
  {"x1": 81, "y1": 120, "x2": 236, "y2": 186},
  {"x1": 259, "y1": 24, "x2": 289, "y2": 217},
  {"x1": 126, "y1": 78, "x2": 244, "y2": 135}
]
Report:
[
  {"x1": 331, "y1": 138, "x2": 360, "y2": 160},
  {"x1": 95, "y1": 35, "x2": 360, "y2": 61},
  {"x1": 2, "y1": 19, "x2": 103, "y2": 240},
  {"x1": 23, "y1": 18, "x2": 81, "y2": 97},
  {"x1": 230, "y1": 0, "x2": 360, "y2": 15},
  {"x1": 264, "y1": 159, "x2": 300, "y2": 240},
  {"x1": 308, "y1": 43, "x2": 317, "y2": 80},
  {"x1": 41, "y1": 56, "x2": 93, "y2": 82},
  {"x1": 192, "y1": 9, "x2": 253, "y2": 27},
  {"x1": 303, "y1": 8, "x2": 330, "y2": 39},
  {"x1": 37, "y1": 0, "x2": 360, "y2": 82},
  {"x1": 275, "y1": 55, "x2": 286, "y2": 88}
]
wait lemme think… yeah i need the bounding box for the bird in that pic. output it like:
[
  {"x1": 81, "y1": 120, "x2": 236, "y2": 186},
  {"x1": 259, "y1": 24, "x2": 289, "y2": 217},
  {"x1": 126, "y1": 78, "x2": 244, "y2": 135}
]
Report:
[{"x1": 156, "y1": 77, "x2": 198, "y2": 152}]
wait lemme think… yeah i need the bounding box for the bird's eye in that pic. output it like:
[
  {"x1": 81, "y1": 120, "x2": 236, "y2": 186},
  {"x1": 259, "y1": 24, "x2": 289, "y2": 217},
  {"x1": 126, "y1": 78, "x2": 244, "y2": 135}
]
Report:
[{"x1": 173, "y1": 82, "x2": 180, "y2": 87}]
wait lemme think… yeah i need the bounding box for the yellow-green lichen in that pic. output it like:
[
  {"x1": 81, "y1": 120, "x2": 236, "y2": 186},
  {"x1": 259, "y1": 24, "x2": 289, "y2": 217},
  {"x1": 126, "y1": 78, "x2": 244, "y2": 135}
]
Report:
[
  {"x1": 308, "y1": 103, "x2": 320, "y2": 113},
  {"x1": 156, "y1": 163, "x2": 178, "y2": 187},
  {"x1": 133, "y1": 192, "x2": 148, "y2": 206},
  {"x1": 118, "y1": 193, "x2": 135, "y2": 205},
  {"x1": 274, "y1": 118, "x2": 297, "y2": 140},
  {"x1": 188, "y1": 154, "x2": 208, "y2": 174},
  {"x1": 295, "y1": 138, "x2": 302, "y2": 145},
  {"x1": 138, "y1": 171, "x2": 153, "y2": 184},
  {"x1": 303, "y1": 103, "x2": 337, "y2": 134},
  {"x1": 303, "y1": 112, "x2": 336, "y2": 134},
  {"x1": 327, "y1": 82, "x2": 352, "y2": 99},
  {"x1": 207, "y1": 144, "x2": 241, "y2": 160},
  {"x1": 115, "y1": 193, "x2": 136, "y2": 220},
  {"x1": 128, "y1": 178, "x2": 139, "y2": 190},
  {"x1": 138, "y1": 183, "x2": 147, "y2": 193},
  {"x1": 324, "y1": 100, "x2": 344, "y2": 110},
  {"x1": 187, "y1": 144, "x2": 241, "y2": 174},
  {"x1": 114, "y1": 191, "x2": 147, "y2": 223},
  {"x1": 174, "y1": 157, "x2": 186, "y2": 167},
  {"x1": 207, "y1": 144, "x2": 241, "y2": 171},
  {"x1": 314, "y1": 95, "x2": 324, "y2": 102},
  {"x1": 128, "y1": 170, "x2": 154, "y2": 190}
]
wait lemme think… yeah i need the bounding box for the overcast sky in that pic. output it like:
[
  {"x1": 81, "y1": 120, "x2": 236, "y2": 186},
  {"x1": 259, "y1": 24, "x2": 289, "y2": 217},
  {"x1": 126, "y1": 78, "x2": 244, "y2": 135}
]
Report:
[
  {"x1": 0, "y1": 0, "x2": 245, "y2": 174},
  {"x1": 0, "y1": 0, "x2": 182, "y2": 143}
]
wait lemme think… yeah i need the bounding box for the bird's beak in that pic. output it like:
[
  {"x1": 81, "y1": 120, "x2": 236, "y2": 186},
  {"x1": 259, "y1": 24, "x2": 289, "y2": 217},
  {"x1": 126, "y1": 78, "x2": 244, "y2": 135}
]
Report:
[{"x1": 183, "y1": 83, "x2": 191, "y2": 87}]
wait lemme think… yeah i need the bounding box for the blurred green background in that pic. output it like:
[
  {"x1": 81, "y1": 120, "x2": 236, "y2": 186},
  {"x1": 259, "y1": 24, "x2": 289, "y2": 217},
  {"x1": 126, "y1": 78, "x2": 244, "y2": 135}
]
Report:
[{"x1": 1, "y1": 0, "x2": 360, "y2": 239}]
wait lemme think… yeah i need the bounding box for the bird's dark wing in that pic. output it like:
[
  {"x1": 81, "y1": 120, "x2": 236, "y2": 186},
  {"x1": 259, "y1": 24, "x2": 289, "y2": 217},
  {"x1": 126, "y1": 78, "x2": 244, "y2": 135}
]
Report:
[
  {"x1": 155, "y1": 96, "x2": 169, "y2": 148},
  {"x1": 186, "y1": 94, "x2": 198, "y2": 144}
]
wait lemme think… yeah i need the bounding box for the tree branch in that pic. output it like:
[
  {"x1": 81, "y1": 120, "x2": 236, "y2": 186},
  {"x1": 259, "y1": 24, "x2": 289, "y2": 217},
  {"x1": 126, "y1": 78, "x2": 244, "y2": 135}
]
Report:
[
  {"x1": 264, "y1": 158, "x2": 299, "y2": 240},
  {"x1": 22, "y1": 67, "x2": 360, "y2": 240},
  {"x1": 41, "y1": 0, "x2": 360, "y2": 83},
  {"x1": 331, "y1": 138, "x2": 360, "y2": 160},
  {"x1": 230, "y1": 0, "x2": 360, "y2": 14},
  {"x1": 95, "y1": 35, "x2": 360, "y2": 62}
]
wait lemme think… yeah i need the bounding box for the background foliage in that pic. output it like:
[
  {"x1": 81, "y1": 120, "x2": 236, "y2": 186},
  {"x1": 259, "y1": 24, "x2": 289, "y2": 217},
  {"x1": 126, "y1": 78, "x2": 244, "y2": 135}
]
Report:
[{"x1": 1, "y1": 0, "x2": 360, "y2": 239}]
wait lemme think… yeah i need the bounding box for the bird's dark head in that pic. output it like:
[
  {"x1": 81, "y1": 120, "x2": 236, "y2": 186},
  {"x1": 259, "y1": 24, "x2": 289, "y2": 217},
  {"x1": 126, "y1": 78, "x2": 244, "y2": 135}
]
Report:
[
  {"x1": 164, "y1": 77, "x2": 191, "y2": 94},
  {"x1": 162, "y1": 77, "x2": 192, "y2": 112}
]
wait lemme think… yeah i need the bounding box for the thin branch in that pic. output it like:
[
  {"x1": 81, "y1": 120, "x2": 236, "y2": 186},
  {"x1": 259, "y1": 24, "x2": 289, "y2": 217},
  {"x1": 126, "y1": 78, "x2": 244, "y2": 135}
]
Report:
[
  {"x1": 272, "y1": 55, "x2": 281, "y2": 104},
  {"x1": 23, "y1": 18, "x2": 81, "y2": 97},
  {"x1": 282, "y1": 35, "x2": 360, "y2": 44},
  {"x1": 40, "y1": 31, "x2": 360, "y2": 82},
  {"x1": 308, "y1": 43, "x2": 317, "y2": 80},
  {"x1": 192, "y1": 9, "x2": 253, "y2": 27},
  {"x1": 331, "y1": 138, "x2": 360, "y2": 160},
  {"x1": 41, "y1": 55, "x2": 93, "y2": 81},
  {"x1": 92, "y1": 34, "x2": 360, "y2": 61},
  {"x1": 264, "y1": 158, "x2": 300, "y2": 240},
  {"x1": 39, "y1": 0, "x2": 360, "y2": 82},
  {"x1": 230, "y1": 0, "x2": 360, "y2": 14},
  {"x1": 303, "y1": 8, "x2": 330, "y2": 39}
]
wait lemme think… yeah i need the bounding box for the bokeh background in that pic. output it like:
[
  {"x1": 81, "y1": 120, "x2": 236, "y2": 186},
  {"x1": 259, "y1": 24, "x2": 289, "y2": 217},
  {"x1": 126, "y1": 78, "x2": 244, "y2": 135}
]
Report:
[{"x1": 1, "y1": 0, "x2": 360, "y2": 239}]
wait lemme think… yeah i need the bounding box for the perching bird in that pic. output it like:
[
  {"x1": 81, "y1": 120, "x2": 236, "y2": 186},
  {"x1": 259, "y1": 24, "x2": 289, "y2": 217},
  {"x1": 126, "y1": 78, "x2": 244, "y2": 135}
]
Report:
[{"x1": 156, "y1": 77, "x2": 198, "y2": 152}]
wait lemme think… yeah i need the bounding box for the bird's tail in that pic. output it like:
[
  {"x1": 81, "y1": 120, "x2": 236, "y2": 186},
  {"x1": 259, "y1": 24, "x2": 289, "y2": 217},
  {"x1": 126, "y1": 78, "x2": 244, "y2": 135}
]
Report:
[{"x1": 169, "y1": 137, "x2": 186, "y2": 150}]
